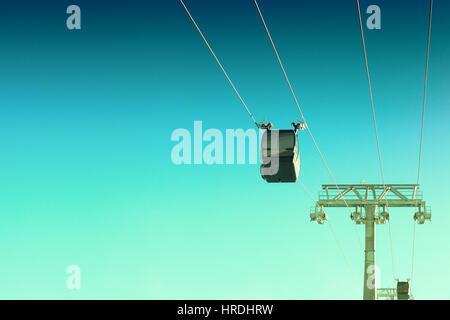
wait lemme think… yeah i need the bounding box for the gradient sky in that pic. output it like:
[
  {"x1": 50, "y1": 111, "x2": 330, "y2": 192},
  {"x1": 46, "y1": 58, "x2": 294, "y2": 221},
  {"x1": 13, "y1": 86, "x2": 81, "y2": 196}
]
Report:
[{"x1": 0, "y1": 0, "x2": 449, "y2": 299}]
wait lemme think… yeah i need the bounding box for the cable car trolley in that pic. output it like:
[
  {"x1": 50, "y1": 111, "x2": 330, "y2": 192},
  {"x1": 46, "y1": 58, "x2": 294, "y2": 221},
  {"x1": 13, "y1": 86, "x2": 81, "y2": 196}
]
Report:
[
  {"x1": 396, "y1": 280, "x2": 411, "y2": 300},
  {"x1": 259, "y1": 121, "x2": 305, "y2": 183}
]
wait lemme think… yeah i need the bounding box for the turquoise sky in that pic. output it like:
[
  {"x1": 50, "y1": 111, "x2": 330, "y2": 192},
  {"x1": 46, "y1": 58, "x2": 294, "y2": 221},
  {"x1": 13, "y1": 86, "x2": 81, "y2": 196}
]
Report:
[{"x1": 0, "y1": 0, "x2": 449, "y2": 299}]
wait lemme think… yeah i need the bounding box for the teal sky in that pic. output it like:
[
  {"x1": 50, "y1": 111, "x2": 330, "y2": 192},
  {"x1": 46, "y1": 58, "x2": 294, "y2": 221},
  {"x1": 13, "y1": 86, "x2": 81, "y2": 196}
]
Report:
[{"x1": 0, "y1": 0, "x2": 449, "y2": 299}]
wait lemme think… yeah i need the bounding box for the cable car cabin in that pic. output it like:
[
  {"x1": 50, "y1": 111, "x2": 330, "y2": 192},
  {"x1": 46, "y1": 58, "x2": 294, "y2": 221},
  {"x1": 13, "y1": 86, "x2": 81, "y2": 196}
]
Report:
[
  {"x1": 260, "y1": 130, "x2": 300, "y2": 183},
  {"x1": 397, "y1": 281, "x2": 410, "y2": 300}
]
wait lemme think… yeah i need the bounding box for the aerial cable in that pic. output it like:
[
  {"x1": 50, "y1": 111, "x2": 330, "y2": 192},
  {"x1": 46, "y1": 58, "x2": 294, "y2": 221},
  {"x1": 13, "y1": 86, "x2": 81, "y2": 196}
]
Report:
[
  {"x1": 299, "y1": 180, "x2": 359, "y2": 285},
  {"x1": 386, "y1": 206, "x2": 396, "y2": 280},
  {"x1": 410, "y1": 222, "x2": 417, "y2": 285},
  {"x1": 179, "y1": 0, "x2": 258, "y2": 125},
  {"x1": 417, "y1": 0, "x2": 433, "y2": 186},
  {"x1": 356, "y1": 0, "x2": 397, "y2": 281},
  {"x1": 356, "y1": 0, "x2": 385, "y2": 185},
  {"x1": 255, "y1": 0, "x2": 363, "y2": 250},
  {"x1": 412, "y1": 0, "x2": 433, "y2": 288}
]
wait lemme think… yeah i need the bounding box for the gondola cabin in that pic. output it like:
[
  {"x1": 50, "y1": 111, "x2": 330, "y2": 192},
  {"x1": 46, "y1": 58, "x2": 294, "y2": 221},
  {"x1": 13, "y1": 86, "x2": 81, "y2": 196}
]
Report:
[
  {"x1": 397, "y1": 281, "x2": 410, "y2": 300},
  {"x1": 260, "y1": 129, "x2": 300, "y2": 183}
]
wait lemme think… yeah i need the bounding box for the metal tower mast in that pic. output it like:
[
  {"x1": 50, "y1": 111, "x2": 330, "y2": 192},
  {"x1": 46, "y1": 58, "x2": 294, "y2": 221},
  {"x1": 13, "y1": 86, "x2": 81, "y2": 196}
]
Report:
[{"x1": 310, "y1": 184, "x2": 431, "y2": 300}]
